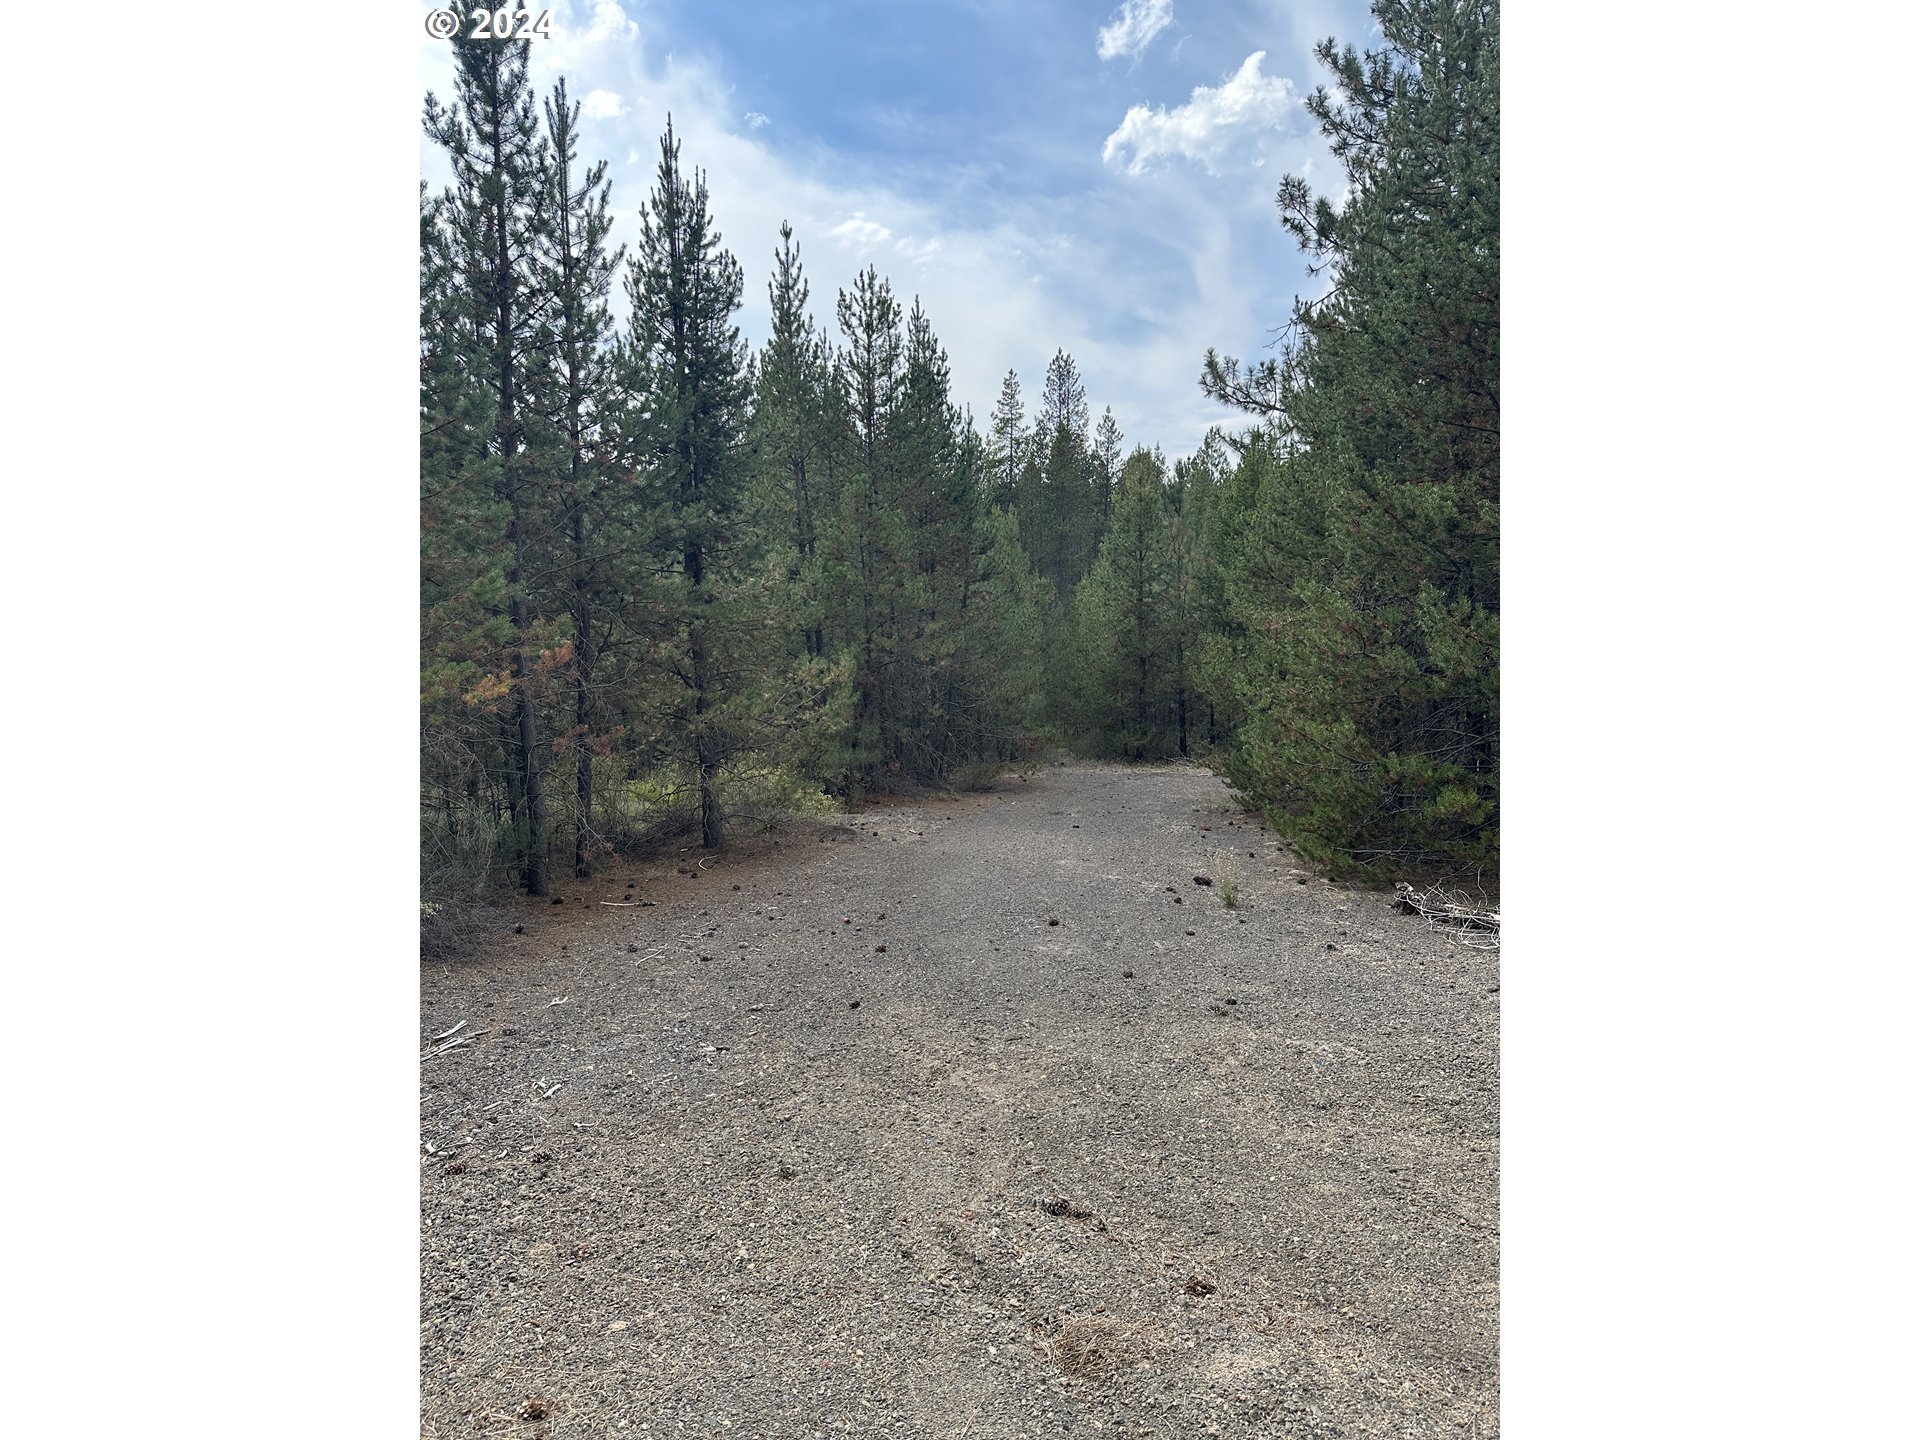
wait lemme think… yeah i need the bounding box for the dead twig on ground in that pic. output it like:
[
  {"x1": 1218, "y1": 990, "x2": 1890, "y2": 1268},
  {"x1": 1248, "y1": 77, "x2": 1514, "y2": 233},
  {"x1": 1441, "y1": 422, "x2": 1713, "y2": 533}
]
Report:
[
  {"x1": 1394, "y1": 883, "x2": 1500, "y2": 949},
  {"x1": 427, "y1": 1030, "x2": 490, "y2": 1056}
]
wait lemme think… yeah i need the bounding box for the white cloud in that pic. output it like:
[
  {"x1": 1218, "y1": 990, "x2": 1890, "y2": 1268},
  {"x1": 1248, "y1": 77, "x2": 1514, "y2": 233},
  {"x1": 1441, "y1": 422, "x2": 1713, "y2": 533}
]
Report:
[
  {"x1": 827, "y1": 213, "x2": 892, "y2": 250},
  {"x1": 1096, "y1": 0, "x2": 1173, "y2": 63},
  {"x1": 743, "y1": 111, "x2": 769, "y2": 130},
  {"x1": 578, "y1": 0, "x2": 638, "y2": 45},
  {"x1": 1101, "y1": 51, "x2": 1299, "y2": 175},
  {"x1": 581, "y1": 89, "x2": 627, "y2": 119},
  {"x1": 512, "y1": 0, "x2": 641, "y2": 83}
]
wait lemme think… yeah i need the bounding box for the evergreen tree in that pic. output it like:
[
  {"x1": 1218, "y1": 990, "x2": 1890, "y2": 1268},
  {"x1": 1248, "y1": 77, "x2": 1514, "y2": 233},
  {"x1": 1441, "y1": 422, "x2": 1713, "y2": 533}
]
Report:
[
  {"x1": 894, "y1": 300, "x2": 980, "y2": 774},
  {"x1": 899, "y1": 300, "x2": 972, "y2": 625},
  {"x1": 966, "y1": 503, "x2": 1059, "y2": 755},
  {"x1": 1165, "y1": 442, "x2": 1223, "y2": 756},
  {"x1": 1037, "y1": 347, "x2": 1089, "y2": 438},
  {"x1": 1092, "y1": 406, "x2": 1123, "y2": 526},
  {"x1": 987, "y1": 369, "x2": 1027, "y2": 511},
  {"x1": 1067, "y1": 448, "x2": 1179, "y2": 757},
  {"x1": 826, "y1": 265, "x2": 910, "y2": 788},
  {"x1": 421, "y1": 181, "x2": 515, "y2": 927},
  {"x1": 750, "y1": 222, "x2": 838, "y2": 659},
  {"x1": 423, "y1": 27, "x2": 558, "y2": 895},
  {"x1": 533, "y1": 78, "x2": 623, "y2": 877},
  {"x1": 616, "y1": 120, "x2": 756, "y2": 848},
  {"x1": 1020, "y1": 349, "x2": 1103, "y2": 602},
  {"x1": 1200, "y1": 0, "x2": 1499, "y2": 874}
]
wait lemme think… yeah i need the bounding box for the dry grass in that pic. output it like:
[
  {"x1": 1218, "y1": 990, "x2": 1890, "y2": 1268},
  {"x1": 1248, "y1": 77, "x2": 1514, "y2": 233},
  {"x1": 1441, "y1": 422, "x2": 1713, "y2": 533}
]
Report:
[{"x1": 1033, "y1": 1314, "x2": 1158, "y2": 1380}]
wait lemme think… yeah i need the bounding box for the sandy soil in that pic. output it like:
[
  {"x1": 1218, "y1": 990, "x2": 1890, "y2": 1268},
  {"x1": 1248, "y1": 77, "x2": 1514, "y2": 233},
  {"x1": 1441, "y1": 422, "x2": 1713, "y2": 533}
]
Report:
[{"x1": 420, "y1": 762, "x2": 1499, "y2": 1438}]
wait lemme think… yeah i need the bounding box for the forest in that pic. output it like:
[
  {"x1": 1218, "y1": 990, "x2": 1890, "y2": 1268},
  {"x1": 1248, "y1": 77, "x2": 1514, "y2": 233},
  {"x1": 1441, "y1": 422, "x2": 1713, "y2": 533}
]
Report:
[{"x1": 420, "y1": 0, "x2": 1498, "y2": 945}]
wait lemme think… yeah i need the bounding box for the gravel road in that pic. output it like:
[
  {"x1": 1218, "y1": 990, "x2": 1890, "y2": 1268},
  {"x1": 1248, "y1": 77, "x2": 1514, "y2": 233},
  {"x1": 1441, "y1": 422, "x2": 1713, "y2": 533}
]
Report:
[{"x1": 420, "y1": 762, "x2": 1499, "y2": 1438}]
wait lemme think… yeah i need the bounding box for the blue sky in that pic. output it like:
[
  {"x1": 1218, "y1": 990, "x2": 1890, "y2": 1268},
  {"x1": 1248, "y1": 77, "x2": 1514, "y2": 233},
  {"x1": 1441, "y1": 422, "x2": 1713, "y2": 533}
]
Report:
[{"x1": 420, "y1": 0, "x2": 1376, "y2": 458}]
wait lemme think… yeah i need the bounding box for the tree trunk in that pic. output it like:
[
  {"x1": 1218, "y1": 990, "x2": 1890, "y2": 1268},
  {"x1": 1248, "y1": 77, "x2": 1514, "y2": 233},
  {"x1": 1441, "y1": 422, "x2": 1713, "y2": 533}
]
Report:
[
  {"x1": 683, "y1": 532, "x2": 723, "y2": 850},
  {"x1": 572, "y1": 492, "x2": 593, "y2": 876},
  {"x1": 508, "y1": 571, "x2": 548, "y2": 895},
  {"x1": 1176, "y1": 637, "x2": 1189, "y2": 757},
  {"x1": 692, "y1": 620, "x2": 722, "y2": 848},
  {"x1": 498, "y1": 709, "x2": 524, "y2": 832},
  {"x1": 573, "y1": 665, "x2": 592, "y2": 877}
]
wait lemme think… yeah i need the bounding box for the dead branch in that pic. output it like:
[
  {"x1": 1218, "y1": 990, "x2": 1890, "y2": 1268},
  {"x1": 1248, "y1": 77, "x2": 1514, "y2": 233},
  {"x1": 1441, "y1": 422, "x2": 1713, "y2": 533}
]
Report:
[
  {"x1": 428, "y1": 1029, "x2": 491, "y2": 1056},
  {"x1": 1394, "y1": 883, "x2": 1500, "y2": 949}
]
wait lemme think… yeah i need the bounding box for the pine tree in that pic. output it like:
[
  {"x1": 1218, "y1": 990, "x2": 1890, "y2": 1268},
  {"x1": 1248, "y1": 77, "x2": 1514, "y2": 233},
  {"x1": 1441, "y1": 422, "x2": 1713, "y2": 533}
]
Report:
[
  {"x1": 1092, "y1": 407, "x2": 1123, "y2": 527},
  {"x1": 532, "y1": 78, "x2": 623, "y2": 877},
  {"x1": 1200, "y1": 0, "x2": 1499, "y2": 874},
  {"x1": 987, "y1": 369, "x2": 1027, "y2": 511},
  {"x1": 750, "y1": 222, "x2": 837, "y2": 659},
  {"x1": 421, "y1": 181, "x2": 514, "y2": 927},
  {"x1": 1020, "y1": 349, "x2": 1103, "y2": 602},
  {"x1": 1166, "y1": 442, "x2": 1223, "y2": 756},
  {"x1": 1037, "y1": 347, "x2": 1089, "y2": 439},
  {"x1": 617, "y1": 120, "x2": 755, "y2": 849},
  {"x1": 827, "y1": 265, "x2": 910, "y2": 788},
  {"x1": 894, "y1": 299, "x2": 979, "y2": 775},
  {"x1": 1068, "y1": 448, "x2": 1179, "y2": 757},
  {"x1": 423, "y1": 27, "x2": 557, "y2": 895}
]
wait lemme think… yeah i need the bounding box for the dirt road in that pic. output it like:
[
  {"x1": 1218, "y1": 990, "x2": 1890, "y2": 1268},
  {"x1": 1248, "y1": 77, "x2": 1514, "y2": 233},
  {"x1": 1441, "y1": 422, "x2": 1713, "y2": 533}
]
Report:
[{"x1": 420, "y1": 762, "x2": 1499, "y2": 1438}]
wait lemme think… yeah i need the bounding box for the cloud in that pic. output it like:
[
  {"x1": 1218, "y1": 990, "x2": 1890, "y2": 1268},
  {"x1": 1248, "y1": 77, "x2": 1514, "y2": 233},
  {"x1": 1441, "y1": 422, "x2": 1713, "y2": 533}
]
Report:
[
  {"x1": 743, "y1": 111, "x2": 769, "y2": 129},
  {"x1": 513, "y1": 0, "x2": 640, "y2": 90},
  {"x1": 1096, "y1": 0, "x2": 1173, "y2": 63},
  {"x1": 581, "y1": 89, "x2": 627, "y2": 119},
  {"x1": 827, "y1": 213, "x2": 893, "y2": 251},
  {"x1": 1101, "y1": 51, "x2": 1299, "y2": 175},
  {"x1": 577, "y1": 0, "x2": 638, "y2": 45}
]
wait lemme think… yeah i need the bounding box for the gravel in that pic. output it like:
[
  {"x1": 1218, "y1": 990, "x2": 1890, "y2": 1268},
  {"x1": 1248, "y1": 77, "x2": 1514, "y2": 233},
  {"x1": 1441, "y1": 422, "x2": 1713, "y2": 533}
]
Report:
[{"x1": 420, "y1": 761, "x2": 1499, "y2": 1438}]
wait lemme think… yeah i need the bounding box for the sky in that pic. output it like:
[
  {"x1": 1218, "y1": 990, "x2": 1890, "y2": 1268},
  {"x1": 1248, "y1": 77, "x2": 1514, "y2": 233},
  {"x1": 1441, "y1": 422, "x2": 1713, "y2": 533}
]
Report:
[{"x1": 419, "y1": 0, "x2": 1377, "y2": 459}]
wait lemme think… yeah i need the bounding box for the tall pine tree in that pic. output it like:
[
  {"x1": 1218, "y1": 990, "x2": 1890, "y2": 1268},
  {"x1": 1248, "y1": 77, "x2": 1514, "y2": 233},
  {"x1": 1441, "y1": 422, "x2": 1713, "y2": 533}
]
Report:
[
  {"x1": 1067, "y1": 448, "x2": 1180, "y2": 757},
  {"x1": 987, "y1": 368, "x2": 1027, "y2": 512},
  {"x1": 424, "y1": 27, "x2": 557, "y2": 895},
  {"x1": 533, "y1": 78, "x2": 623, "y2": 877},
  {"x1": 750, "y1": 222, "x2": 837, "y2": 660},
  {"x1": 617, "y1": 121, "x2": 755, "y2": 848}
]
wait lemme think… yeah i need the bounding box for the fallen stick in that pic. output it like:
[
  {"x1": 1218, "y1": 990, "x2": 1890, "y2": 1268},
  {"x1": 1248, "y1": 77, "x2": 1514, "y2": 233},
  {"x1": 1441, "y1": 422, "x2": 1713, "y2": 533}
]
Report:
[
  {"x1": 1394, "y1": 884, "x2": 1500, "y2": 946},
  {"x1": 430, "y1": 1019, "x2": 467, "y2": 1042},
  {"x1": 429, "y1": 1029, "x2": 490, "y2": 1055}
]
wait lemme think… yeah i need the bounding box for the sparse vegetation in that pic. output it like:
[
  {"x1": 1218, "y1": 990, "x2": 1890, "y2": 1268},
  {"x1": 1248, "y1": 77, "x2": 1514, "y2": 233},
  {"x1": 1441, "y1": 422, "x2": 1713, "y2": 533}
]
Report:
[{"x1": 1033, "y1": 1314, "x2": 1158, "y2": 1380}]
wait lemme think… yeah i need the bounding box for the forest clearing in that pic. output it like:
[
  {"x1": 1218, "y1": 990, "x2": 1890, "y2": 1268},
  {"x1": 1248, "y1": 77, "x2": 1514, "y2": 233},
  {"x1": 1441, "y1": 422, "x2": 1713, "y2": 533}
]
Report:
[
  {"x1": 422, "y1": 0, "x2": 1498, "y2": 1432},
  {"x1": 421, "y1": 763, "x2": 1498, "y2": 1437}
]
